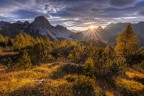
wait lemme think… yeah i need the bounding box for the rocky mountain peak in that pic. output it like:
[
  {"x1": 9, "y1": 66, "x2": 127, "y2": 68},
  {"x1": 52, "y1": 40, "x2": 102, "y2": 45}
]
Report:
[
  {"x1": 0, "y1": 21, "x2": 11, "y2": 26},
  {"x1": 32, "y1": 16, "x2": 51, "y2": 27},
  {"x1": 97, "y1": 26, "x2": 103, "y2": 30},
  {"x1": 24, "y1": 21, "x2": 30, "y2": 25},
  {"x1": 56, "y1": 25, "x2": 67, "y2": 30},
  {"x1": 15, "y1": 21, "x2": 23, "y2": 24}
]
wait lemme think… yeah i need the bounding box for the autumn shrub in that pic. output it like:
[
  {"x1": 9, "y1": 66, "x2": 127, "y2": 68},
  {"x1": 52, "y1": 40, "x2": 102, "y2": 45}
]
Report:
[
  {"x1": 95, "y1": 58, "x2": 126, "y2": 79},
  {"x1": 73, "y1": 75, "x2": 102, "y2": 96},
  {"x1": 105, "y1": 91, "x2": 114, "y2": 96},
  {"x1": 65, "y1": 75, "x2": 77, "y2": 82},
  {"x1": 115, "y1": 78, "x2": 144, "y2": 96},
  {"x1": 61, "y1": 63, "x2": 84, "y2": 74},
  {"x1": 27, "y1": 43, "x2": 54, "y2": 65},
  {"x1": 0, "y1": 47, "x2": 2, "y2": 53},
  {"x1": 84, "y1": 57, "x2": 95, "y2": 77},
  {"x1": 125, "y1": 52, "x2": 144, "y2": 66},
  {"x1": 8, "y1": 50, "x2": 32, "y2": 70},
  {"x1": 126, "y1": 71, "x2": 144, "y2": 79}
]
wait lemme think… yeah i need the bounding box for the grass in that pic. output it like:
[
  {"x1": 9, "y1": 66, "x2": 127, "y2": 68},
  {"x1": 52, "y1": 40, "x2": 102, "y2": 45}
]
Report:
[
  {"x1": 0, "y1": 62, "x2": 77, "y2": 95},
  {"x1": 0, "y1": 65, "x2": 6, "y2": 72},
  {"x1": 105, "y1": 91, "x2": 114, "y2": 96},
  {"x1": 126, "y1": 71, "x2": 144, "y2": 79},
  {"x1": 115, "y1": 78, "x2": 144, "y2": 95},
  {"x1": 0, "y1": 62, "x2": 144, "y2": 96}
]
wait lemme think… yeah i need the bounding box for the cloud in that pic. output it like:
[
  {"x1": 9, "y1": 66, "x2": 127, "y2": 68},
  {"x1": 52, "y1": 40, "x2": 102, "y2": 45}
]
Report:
[
  {"x1": 109, "y1": 0, "x2": 136, "y2": 7},
  {"x1": 12, "y1": 10, "x2": 43, "y2": 19},
  {"x1": 138, "y1": 10, "x2": 144, "y2": 15},
  {"x1": 0, "y1": 0, "x2": 143, "y2": 30}
]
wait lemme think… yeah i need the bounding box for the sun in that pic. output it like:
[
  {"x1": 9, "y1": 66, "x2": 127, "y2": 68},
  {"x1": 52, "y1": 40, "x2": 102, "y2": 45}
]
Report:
[{"x1": 89, "y1": 25, "x2": 96, "y2": 30}]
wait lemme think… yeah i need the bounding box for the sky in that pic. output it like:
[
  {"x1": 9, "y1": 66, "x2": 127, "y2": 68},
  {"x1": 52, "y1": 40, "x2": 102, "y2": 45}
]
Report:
[{"x1": 0, "y1": 0, "x2": 144, "y2": 31}]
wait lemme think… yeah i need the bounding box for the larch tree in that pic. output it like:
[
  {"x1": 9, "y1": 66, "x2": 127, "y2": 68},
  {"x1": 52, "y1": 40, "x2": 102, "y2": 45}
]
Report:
[
  {"x1": 115, "y1": 23, "x2": 139, "y2": 57},
  {"x1": 84, "y1": 57, "x2": 95, "y2": 76}
]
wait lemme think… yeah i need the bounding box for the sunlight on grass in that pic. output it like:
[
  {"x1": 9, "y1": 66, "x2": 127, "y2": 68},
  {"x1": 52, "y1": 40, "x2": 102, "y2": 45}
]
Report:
[
  {"x1": 0, "y1": 63, "x2": 68, "y2": 95},
  {"x1": 105, "y1": 91, "x2": 114, "y2": 96},
  {"x1": 115, "y1": 78, "x2": 144, "y2": 92},
  {"x1": 126, "y1": 71, "x2": 144, "y2": 79},
  {"x1": 0, "y1": 66, "x2": 6, "y2": 72},
  {"x1": 0, "y1": 78, "x2": 32, "y2": 95}
]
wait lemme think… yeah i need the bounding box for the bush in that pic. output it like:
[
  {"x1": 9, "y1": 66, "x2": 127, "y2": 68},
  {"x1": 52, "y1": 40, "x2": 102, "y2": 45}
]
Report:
[
  {"x1": 61, "y1": 64, "x2": 84, "y2": 74},
  {"x1": 115, "y1": 78, "x2": 144, "y2": 96},
  {"x1": 125, "y1": 52, "x2": 144, "y2": 66},
  {"x1": 9, "y1": 50, "x2": 32, "y2": 70},
  {"x1": 84, "y1": 57, "x2": 95, "y2": 77},
  {"x1": 73, "y1": 75, "x2": 102, "y2": 96},
  {"x1": 28, "y1": 43, "x2": 53, "y2": 65},
  {"x1": 95, "y1": 59, "x2": 127, "y2": 79},
  {"x1": 65, "y1": 75, "x2": 77, "y2": 82}
]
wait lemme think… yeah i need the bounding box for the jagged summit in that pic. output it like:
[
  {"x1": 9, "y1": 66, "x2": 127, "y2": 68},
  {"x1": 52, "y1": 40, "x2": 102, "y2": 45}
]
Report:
[
  {"x1": 24, "y1": 16, "x2": 73, "y2": 40},
  {"x1": 56, "y1": 25, "x2": 67, "y2": 30},
  {"x1": 15, "y1": 21, "x2": 23, "y2": 24},
  {"x1": 32, "y1": 16, "x2": 51, "y2": 27},
  {"x1": 23, "y1": 21, "x2": 30, "y2": 26},
  {"x1": 34, "y1": 16, "x2": 48, "y2": 21},
  {"x1": 97, "y1": 26, "x2": 103, "y2": 30}
]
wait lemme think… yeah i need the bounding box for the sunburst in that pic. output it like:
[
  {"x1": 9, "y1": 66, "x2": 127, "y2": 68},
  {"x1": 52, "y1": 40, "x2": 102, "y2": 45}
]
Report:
[{"x1": 89, "y1": 25, "x2": 96, "y2": 30}]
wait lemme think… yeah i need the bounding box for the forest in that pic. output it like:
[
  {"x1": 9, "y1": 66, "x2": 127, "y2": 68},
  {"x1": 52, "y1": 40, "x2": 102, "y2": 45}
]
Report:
[{"x1": 0, "y1": 24, "x2": 144, "y2": 96}]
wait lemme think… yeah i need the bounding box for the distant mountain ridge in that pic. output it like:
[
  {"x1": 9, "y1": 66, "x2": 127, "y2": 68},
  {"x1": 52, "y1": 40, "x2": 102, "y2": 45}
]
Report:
[
  {"x1": 71, "y1": 22, "x2": 144, "y2": 46},
  {"x1": 0, "y1": 16, "x2": 73, "y2": 40},
  {"x1": 71, "y1": 26, "x2": 103, "y2": 39},
  {"x1": 101, "y1": 22, "x2": 144, "y2": 46},
  {"x1": 0, "y1": 16, "x2": 144, "y2": 46}
]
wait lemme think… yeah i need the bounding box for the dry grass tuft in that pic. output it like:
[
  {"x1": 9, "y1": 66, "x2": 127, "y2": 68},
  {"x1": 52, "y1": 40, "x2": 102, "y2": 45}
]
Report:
[
  {"x1": 126, "y1": 71, "x2": 144, "y2": 79},
  {"x1": 0, "y1": 63, "x2": 74, "y2": 95},
  {"x1": 105, "y1": 91, "x2": 114, "y2": 96},
  {"x1": 115, "y1": 78, "x2": 144, "y2": 92}
]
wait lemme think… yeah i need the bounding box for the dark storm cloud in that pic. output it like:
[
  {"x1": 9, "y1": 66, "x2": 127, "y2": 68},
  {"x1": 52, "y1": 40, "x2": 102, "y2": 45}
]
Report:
[
  {"x1": 47, "y1": 0, "x2": 141, "y2": 18},
  {"x1": 139, "y1": 10, "x2": 144, "y2": 15},
  {"x1": 109, "y1": 0, "x2": 136, "y2": 7},
  {"x1": 12, "y1": 10, "x2": 43, "y2": 19}
]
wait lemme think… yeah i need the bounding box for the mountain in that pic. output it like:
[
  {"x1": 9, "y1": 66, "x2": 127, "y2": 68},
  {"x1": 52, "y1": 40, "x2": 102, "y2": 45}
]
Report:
[
  {"x1": 70, "y1": 26, "x2": 107, "y2": 46},
  {"x1": 0, "y1": 21, "x2": 11, "y2": 31},
  {"x1": 70, "y1": 26, "x2": 106, "y2": 42},
  {"x1": 81, "y1": 39, "x2": 107, "y2": 47},
  {"x1": 0, "y1": 21, "x2": 29, "y2": 37},
  {"x1": 101, "y1": 22, "x2": 144, "y2": 46},
  {"x1": 0, "y1": 16, "x2": 73, "y2": 40},
  {"x1": 54, "y1": 25, "x2": 72, "y2": 39},
  {"x1": 0, "y1": 16, "x2": 144, "y2": 46},
  {"x1": 24, "y1": 16, "x2": 72, "y2": 40},
  {"x1": 71, "y1": 23, "x2": 144, "y2": 46}
]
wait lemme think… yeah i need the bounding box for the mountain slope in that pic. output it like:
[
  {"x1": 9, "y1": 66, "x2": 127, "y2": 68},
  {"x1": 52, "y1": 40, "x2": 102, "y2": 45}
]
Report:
[
  {"x1": 71, "y1": 26, "x2": 104, "y2": 41},
  {"x1": 102, "y1": 22, "x2": 144, "y2": 46},
  {"x1": 71, "y1": 23, "x2": 144, "y2": 46},
  {"x1": 25, "y1": 16, "x2": 72, "y2": 40},
  {"x1": 0, "y1": 16, "x2": 73, "y2": 40},
  {"x1": 0, "y1": 21, "x2": 29, "y2": 37}
]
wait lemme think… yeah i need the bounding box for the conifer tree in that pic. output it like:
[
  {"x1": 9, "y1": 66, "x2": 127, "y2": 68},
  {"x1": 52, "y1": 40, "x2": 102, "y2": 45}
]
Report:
[
  {"x1": 84, "y1": 57, "x2": 95, "y2": 76},
  {"x1": 115, "y1": 23, "x2": 139, "y2": 57},
  {"x1": 14, "y1": 50, "x2": 32, "y2": 70},
  {"x1": 0, "y1": 34, "x2": 5, "y2": 43}
]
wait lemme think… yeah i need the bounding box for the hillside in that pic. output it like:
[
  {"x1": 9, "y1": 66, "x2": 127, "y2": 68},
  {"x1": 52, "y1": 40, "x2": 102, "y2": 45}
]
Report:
[
  {"x1": 0, "y1": 25, "x2": 144, "y2": 95},
  {"x1": 0, "y1": 62, "x2": 144, "y2": 96}
]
